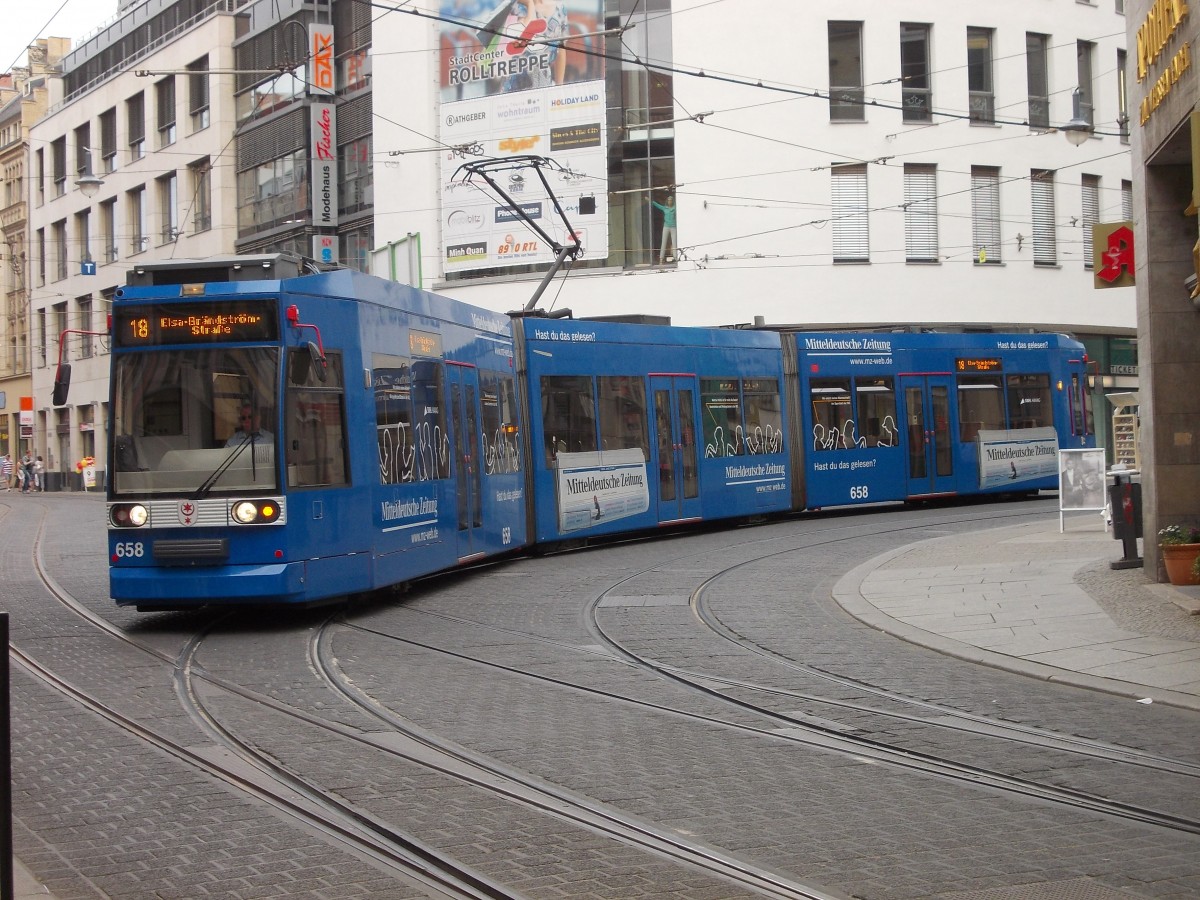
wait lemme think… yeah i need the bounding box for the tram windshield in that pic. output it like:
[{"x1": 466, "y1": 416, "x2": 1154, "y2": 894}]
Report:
[{"x1": 110, "y1": 347, "x2": 280, "y2": 496}]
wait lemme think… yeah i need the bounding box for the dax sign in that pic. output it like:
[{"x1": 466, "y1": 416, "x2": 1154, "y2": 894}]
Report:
[{"x1": 309, "y1": 24, "x2": 335, "y2": 96}]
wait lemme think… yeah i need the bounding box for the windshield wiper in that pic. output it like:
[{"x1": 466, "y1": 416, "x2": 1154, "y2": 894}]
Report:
[{"x1": 193, "y1": 437, "x2": 254, "y2": 500}]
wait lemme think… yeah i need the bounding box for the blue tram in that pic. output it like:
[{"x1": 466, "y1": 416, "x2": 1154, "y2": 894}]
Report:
[
  {"x1": 786, "y1": 331, "x2": 1094, "y2": 510},
  {"x1": 104, "y1": 256, "x2": 526, "y2": 608},
  {"x1": 90, "y1": 256, "x2": 1093, "y2": 610}
]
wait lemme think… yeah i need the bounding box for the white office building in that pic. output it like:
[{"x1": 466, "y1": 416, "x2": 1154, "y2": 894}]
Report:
[{"x1": 372, "y1": 1, "x2": 1136, "y2": 387}]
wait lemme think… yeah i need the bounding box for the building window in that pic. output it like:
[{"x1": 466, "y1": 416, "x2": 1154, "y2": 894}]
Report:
[
  {"x1": 1031, "y1": 169, "x2": 1057, "y2": 267},
  {"x1": 156, "y1": 76, "x2": 176, "y2": 148},
  {"x1": 35, "y1": 228, "x2": 45, "y2": 285},
  {"x1": 828, "y1": 22, "x2": 864, "y2": 121},
  {"x1": 342, "y1": 225, "x2": 374, "y2": 273},
  {"x1": 1081, "y1": 174, "x2": 1100, "y2": 269},
  {"x1": 340, "y1": 137, "x2": 373, "y2": 215},
  {"x1": 52, "y1": 303, "x2": 67, "y2": 365},
  {"x1": 77, "y1": 296, "x2": 93, "y2": 358},
  {"x1": 1077, "y1": 41, "x2": 1095, "y2": 126},
  {"x1": 1121, "y1": 180, "x2": 1133, "y2": 220},
  {"x1": 188, "y1": 56, "x2": 210, "y2": 133},
  {"x1": 1116, "y1": 49, "x2": 1129, "y2": 141},
  {"x1": 158, "y1": 172, "x2": 178, "y2": 244},
  {"x1": 971, "y1": 166, "x2": 1001, "y2": 264},
  {"x1": 127, "y1": 92, "x2": 145, "y2": 160},
  {"x1": 237, "y1": 151, "x2": 307, "y2": 234},
  {"x1": 127, "y1": 185, "x2": 147, "y2": 255},
  {"x1": 831, "y1": 164, "x2": 869, "y2": 262},
  {"x1": 99, "y1": 108, "x2": 117, "y2": 174},
  {"x1": 1026, "y1": 33, "x2": 1050, "y2": 129},
  {"x1": 613, "y1": 1, "x2": 677, "y2": 270},
  {"x1": 189, "y1": 158, "x2": 212, "y2": 233},
  {"x1": 52, "y1": 220, "x2": 67, "y2": 281},
  {"x1": 903, "y1": 164, "x2": 938, "y2": 262},
  {"x1": 51, "y1": 137, "x2": 66, "y2": 198},
  {"x1": 100, "y1": 199, "x2": 117, "y2": 263},
  {"x1": 899, "y1": 24, "x2": 932, "y2": 123},
  {"x1": 73, "y1": 123, "x2": 91, "y2": 181},
  {"x1": 967, "y1": 28, "x2": 995, "y2": 123},
  {"x1": 37, "y1": 308, "x2": 46, "y2": 366},
  {"x1": 75, "y1": 209, "x2": 91, "y2": 267},
  {"x1": 34, "y1": 149, "x2": 44, "y2": 206}
]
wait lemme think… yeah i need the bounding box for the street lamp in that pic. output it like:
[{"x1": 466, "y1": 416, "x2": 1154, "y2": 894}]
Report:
[
  {"x1": 74, "y1": 147, "x2": 104, "y2": 197},
  {"x1": 1060, "y1": 88, "x2": 1092, "y2": 147}
]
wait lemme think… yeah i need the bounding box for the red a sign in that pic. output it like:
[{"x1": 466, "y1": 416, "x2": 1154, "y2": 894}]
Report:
[{"x1": 1093, "y1": 221, "x2": 1135, "y2": 289}]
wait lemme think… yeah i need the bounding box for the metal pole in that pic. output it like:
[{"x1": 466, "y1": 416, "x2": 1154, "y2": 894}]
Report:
[{"x1": 0, "y1": 612, "x2": 13, "y2": 900}]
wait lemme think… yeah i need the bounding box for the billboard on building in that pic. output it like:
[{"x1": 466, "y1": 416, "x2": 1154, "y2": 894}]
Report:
[
  {"x1": 310, "y1": 103, "x2": 339, "y2": 227},
  {"x1": 439, "y1": 0, "x2": 608, "y2": 273}
]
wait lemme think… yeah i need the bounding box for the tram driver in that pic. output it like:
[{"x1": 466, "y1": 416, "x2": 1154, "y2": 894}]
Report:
[{"x1": 226, "y1": 404, "x2": 274, "y2": 446}]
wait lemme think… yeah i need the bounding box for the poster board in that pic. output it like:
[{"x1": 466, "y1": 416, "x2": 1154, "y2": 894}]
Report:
[{"x1": 1058, "y1": 447, "x2": 1107, "y2": 532}]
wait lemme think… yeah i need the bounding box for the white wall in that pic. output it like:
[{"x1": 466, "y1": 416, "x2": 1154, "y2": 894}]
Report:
[{"x1": 373, "y1": 0, "x2": 1134, "y2": 330}]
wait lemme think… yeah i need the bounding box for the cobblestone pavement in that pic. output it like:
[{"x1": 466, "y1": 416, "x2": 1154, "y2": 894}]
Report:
[{"x1": 5, "y1": 493, "x2": 1200, "y2": 899}]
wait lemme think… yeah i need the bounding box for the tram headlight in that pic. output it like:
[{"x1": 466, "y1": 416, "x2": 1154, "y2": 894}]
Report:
[
  {"x1": 232, "y1": 501, "x2": 260, "y2": 524},
  {"x1": 231, "y1": 500, "x2": 282, "y2": 525},
  {"x1": 110, "y1": 504, "x2": 149, "y2": 527}
]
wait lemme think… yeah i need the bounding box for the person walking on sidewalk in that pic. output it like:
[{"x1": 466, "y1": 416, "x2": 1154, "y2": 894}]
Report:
[
  {"x1": 1, "y1": 453, "x2": 11, "y2": 490},
  {"x1": 19, "y1": 451, "x2": 33, "y2": 493},
  {"x1": 33, "y1": 455, "x2": 45, "y2": 492}
]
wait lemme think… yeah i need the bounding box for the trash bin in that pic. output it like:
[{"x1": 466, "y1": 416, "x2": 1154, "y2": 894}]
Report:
[{"x1": 1109, "y1": 475, "x2": 1142, "y2": 569}]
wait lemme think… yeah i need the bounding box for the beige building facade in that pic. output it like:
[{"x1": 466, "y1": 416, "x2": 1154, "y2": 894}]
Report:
[
  {"x1": 0, "y1": 39, "x2": 71, "y2": 469},
  {"x1": 26, "y1": 9, "x2": 241, "y2": 488},
  {"x1": 1125, "y1": 0, "x2": 1199, "y2": 579}
]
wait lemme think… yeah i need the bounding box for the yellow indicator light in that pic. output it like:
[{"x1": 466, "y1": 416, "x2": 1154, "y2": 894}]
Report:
[{"x1": 181, "y1": 283, "x2": 206, "y2": 296}]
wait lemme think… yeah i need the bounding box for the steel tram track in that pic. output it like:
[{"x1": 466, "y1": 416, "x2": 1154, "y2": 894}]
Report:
[
  {"x1": 22, "y1": 506, "x2": 529, "y2": 899},
  {"x1": 337, "y1": 506, "x2": 1200, "y2": 836},
  {"x1": 24, "y1": 501, "x2": 840, "y2": 900}
]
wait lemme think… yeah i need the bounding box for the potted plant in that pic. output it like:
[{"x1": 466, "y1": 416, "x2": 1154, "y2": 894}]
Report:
[{"x1": 1158, "y1": 524, "x2": 1200, "y2": 586}]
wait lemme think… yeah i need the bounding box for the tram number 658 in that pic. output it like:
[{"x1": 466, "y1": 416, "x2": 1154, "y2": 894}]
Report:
[
  {"x1": 849, "y1": 485, "x2": 869, "y2": 500},
  {"x1": 114, "y1": 542, "x2": 145, "y2": 558}
]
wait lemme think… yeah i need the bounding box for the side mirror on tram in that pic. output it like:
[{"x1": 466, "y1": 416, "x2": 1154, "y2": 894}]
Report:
[
  {"x1": 51, "y1": 364, "x2": 72, "y2": 406},
  {"x1": 308, "y1": 341, "x2": 328, "y2": 383}
]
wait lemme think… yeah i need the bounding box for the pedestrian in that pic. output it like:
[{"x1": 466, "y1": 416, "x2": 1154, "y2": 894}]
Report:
[
  {"x1": 33, "y1": 455, "x2": 45, "y2": 492},
  {"x1": 1, "y1": 453, "x2": 11, "y2": 490},
  {"x1": 19, "y1": 451, "x2": 33, "y2": 493}
]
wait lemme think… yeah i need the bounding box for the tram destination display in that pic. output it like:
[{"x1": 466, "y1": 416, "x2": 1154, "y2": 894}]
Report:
[{"x1": 115, "y1": 300, "x2": 279, "y2": 346}]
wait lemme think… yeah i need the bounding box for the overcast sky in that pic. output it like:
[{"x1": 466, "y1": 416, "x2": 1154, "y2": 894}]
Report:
[{"x1": 3, "y1": 1, "x2": 117, "y2": 76}]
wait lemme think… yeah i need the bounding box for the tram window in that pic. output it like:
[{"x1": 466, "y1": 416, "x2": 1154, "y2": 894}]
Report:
[
  {"x1": 855, "y1": 378, "x2": 897, "y2": 447},
  {"x1": 286, "y1": 349, "x2": 348, "y2": 487},
  {"x1": 810, "y1": 378, "x2": 853, "y2": 450},
  {"x1": 957, "y1": 376, "x2": 1004, "y2": 440},
  {"x1": 541, "y1": 375, "x2": 596, "y2": 462},
  {"x1": 1006, "y1": 373, "x2": 1052, "y2": 429},
  {"x1": 743, "y1": 379, "x2": 783, "y2": 454},
  {"x1": 701, "y1": 378, "x2": 742, "y2": 457},
  {"x1": 598, "y1": 376, "x2": 648, "y2": 456},
  {"x1": 1069, "y1": 373, "x2": 1095, "y2": 436},
  {"x1": 481, "y1": 370, "x2": 521, "y2": 474},
  {"x1": 373, "y1": 354, "x2": 413, "y2": 484},
  {"x1": 412, "y1": 360, "x2": 449, "y2": 480}
]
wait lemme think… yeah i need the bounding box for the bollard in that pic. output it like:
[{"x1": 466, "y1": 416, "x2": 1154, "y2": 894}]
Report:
[
  {"x1": 1, "y1": 612, "x2": 11, "y2": 900},
  {"x1": 1109, "y1": 476, "x2": 1143, "y2": 570}
]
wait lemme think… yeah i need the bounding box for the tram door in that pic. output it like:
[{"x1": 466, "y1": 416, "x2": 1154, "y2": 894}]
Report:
[
  {"x1": 650, "y1": 376, "x2": 702, "y2": 522},
  {"x1": 447, "y1": 363, "x2": 485, "y2": 560},
  {"x1": 901, "y1": 375, "x2": 956, "y2": 496}
]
